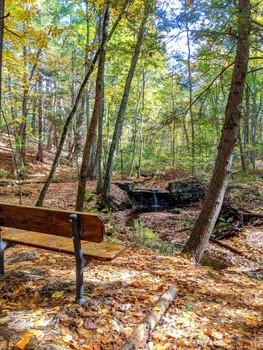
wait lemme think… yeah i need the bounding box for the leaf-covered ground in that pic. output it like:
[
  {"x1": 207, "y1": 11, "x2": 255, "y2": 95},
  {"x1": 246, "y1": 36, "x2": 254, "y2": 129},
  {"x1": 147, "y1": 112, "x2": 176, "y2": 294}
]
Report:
[
  {"x1": 0, "y1": 139, "x2": 262, "y2": 349},
  {"x1": 0, "y1": 238, "x2": 262, "y2": 349},
  {"x1": 0, "y1": 178, "x2": 262, "y2": 349}
]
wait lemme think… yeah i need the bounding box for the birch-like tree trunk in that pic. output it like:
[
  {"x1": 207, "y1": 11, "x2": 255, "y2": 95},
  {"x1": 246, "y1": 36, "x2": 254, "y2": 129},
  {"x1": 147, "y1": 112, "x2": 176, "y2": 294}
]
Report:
[{"x1": 182, "y1": 0, "x2": 251, "y2": 262}]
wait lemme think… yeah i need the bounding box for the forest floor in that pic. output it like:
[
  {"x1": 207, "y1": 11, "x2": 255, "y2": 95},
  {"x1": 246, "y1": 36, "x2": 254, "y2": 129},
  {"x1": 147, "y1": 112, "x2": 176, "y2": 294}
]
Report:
[{"x1": 0, "y1": 136, "x2": 262, "y2": 350}]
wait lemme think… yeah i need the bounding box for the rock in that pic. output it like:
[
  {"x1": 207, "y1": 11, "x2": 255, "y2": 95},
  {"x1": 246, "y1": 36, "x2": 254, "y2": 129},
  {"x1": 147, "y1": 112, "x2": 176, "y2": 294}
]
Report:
[{"x1": 116, "y1": 182, "x2": 135, "y2": 192}]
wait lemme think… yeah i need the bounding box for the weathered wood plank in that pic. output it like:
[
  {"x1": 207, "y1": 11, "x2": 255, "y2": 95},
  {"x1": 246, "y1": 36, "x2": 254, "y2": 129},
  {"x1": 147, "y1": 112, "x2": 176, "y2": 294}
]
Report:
[
  {"x1": 1, "y1": 228, "x2": 125, "y2": 261},
  {"x1": 0, "y1": 203, "x2": 105, "y2": 243}
]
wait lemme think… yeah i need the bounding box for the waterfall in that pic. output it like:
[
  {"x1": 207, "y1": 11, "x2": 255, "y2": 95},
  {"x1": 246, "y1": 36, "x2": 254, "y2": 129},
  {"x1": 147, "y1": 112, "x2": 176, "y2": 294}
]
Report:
[{"x1": 152, "y1": 191, "x2": 160, "y2": 211}]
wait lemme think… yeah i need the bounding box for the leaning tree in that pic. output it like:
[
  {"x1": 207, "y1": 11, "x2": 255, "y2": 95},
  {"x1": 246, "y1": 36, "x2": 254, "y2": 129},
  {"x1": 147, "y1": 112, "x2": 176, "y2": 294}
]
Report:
[{"x1": 182, "y1": 0, "x2": 252, "y2": 262}]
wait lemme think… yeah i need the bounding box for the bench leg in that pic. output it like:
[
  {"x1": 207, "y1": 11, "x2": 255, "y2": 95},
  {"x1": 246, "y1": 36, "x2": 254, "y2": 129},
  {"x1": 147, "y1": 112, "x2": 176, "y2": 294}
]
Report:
[
  {"x1": 70, "y1": 214, "x2": 87, "y2": 305},
  {"x1": 0, "y1": 234, "x2": 5, "y2": 281}
]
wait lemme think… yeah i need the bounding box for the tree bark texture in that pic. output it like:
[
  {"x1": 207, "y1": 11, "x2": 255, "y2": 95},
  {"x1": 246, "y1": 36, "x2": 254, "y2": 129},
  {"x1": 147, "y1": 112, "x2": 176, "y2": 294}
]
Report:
[
  {"x1": 182, "y1": 0, "x2": 251, "y2": 262},
  {"x1": 119, "y1": 285, "x2": 176, "y2": 350}
]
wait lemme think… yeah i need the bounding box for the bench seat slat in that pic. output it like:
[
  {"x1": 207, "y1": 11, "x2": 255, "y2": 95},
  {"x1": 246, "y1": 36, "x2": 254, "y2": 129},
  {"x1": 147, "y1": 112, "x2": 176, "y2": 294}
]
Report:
[
  {"x1": 1, "y1": 228, "x2": 125, "y2": 261},
  {"x1": 0, "y1": 203, "x2": 105, "y2": 242}
]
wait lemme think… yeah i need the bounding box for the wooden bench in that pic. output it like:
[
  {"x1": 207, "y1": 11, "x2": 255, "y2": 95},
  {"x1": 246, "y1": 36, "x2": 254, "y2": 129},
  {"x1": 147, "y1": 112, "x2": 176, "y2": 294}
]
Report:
[{"x1": 0, "y1": 203, "x2": 125, "y2": 304}]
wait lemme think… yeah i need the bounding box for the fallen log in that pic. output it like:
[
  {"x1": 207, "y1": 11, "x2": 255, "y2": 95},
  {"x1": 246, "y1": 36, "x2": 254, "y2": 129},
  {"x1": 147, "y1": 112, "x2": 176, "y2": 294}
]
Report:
[{"x1": 119, "y1": 285, "x2": 176, "y2": 350}]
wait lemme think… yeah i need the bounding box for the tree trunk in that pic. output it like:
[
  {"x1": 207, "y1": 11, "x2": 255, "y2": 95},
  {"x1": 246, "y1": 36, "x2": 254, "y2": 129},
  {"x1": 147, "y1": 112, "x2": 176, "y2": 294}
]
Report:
[
  {"x1": 186, "y1": 17, "x2": 195, "y2": 176},
  {"x1": 7, "y1": 75, "x2": 19, "y2": 176},
  {"x1": 182, "y1": 0, "x2": 251, "y2": 263},
  {"x1": 75, "y1": 0, "x2": 111, "y2": 211},
  {"x1": 128, "y1": 75, "x2": 142, "y2": 177},
  {"x1": 36, "y1": 0, "x2": 131, "y2": 207},
  {"x1": 250, "y1": 90, "x2": 258, "y2": 170},
  {"x1": 0, "y1": 0, "x2": 5, "y2": 124},
  {"x1": 243, "y1": 85, "x2": 250, "y2": 170},
  {"x1": 102, "y1": 0, "x2": 151, "y2": 203},
  {"x1": 72, "y1": 96, "x2": 85, "y2": 169},
  {"x1": 238, "y1": 124, "x2": 246, "y2": 172},
  {"x1": 67, "y1": 49, "x2": 76, "y2": 161},
  {"x1": 36, "y1": 75, "x2": 44, "y2": 162},
  {"x1": 18, "y1": 46, "x2": 29, "y2": 167},
  {"x1": 96, "y1": 95, "x2": 104, "y2": 193}
]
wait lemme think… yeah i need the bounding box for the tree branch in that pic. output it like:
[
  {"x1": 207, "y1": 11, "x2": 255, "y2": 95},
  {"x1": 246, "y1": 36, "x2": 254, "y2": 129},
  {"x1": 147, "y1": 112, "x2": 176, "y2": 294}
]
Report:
[
  {"x1": 4, "y1": 26, "x2": 22, "y2": 38},
  {"x1": 119, "y1": 285, "x2": 176, "y2": 350},
  {"x1": 0, "y1": 12, "x2": 10, "y2": 19}
]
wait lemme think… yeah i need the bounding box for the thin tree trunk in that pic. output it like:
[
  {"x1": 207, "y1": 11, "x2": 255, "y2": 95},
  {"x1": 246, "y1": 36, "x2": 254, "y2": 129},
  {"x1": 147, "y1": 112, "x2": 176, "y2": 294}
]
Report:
[
  {"x1": 0, "y1": 0, "x2": 5, "y2": 123},
  {"x1": 35, "y1": 64, "x2": 97, "y2": 206},
  {"x1": 238, "y1": 124, "x2": 246, "y2": 172},
  {"x1": 72, "y1": 96, "x2": 85, "y2": 169},
  {"x1": 18, "y1": 46, "x2": 29, "y2": 167},
  {"x1": 67, "y1": 49, "x2": 76, "y2": 161},
  {"x1": 7, "y1": 75, "x2": 19, "y2": 175},
  {"x1": 243, "y1": 85, "x2": 250, "y2": 170},
  {"x1": 250, "y1": 94, "x2": 258, "y2": 170},
  {"x1": 36, "y1": 75, "x2": 44, "y2": 162},
  {"x1": 128, "y1": 74, "x2": 142, "y2": 177},
  {"x1": 171, "y1": 71, "x2": 176, "y2": 166},
  {"x1": 96, "y1": 97, "x2": 104, "y2": 193},
  {"x1": 137, "y1": 69, "x2": 145, "y2": 179},
  {"x1": 36, "y1": 0, "x2": 132, "y2": 207},
  {"x1": 18, "y1": 30, "x2": 47, "y2": 167},
  {"x1": 31, "y1": 102, "x2": 37, "y2": 135},
  {"x1": 75, "y1": 0, "x2": 111, "y2": 211},
  {"x1": 186, "y1": 18, "x2": 195, "y2": 176},
  {"x1": 102, "y1": 1, "x2": 151, "y2": 203},
  {"x1": 182, "y1": 0, "x2": 251, "y2": 263}
]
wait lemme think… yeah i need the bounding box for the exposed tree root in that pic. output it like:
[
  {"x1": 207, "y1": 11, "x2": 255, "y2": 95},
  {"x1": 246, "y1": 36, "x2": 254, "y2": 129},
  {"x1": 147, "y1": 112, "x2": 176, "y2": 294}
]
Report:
[{"x1": 209, "y1": 237, "x2": 244, "y2": 256}]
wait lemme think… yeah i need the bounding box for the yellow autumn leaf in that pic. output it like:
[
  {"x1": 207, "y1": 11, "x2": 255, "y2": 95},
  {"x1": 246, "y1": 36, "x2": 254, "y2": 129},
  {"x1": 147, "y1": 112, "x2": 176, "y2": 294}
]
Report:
[
  {"x1": 51, "y1": 27, "x2": 65, "y2": 37},
  {"x1": 96, "y1": 328, "x2": 104, "y2": 334},
  {"x1": 132, "y1": 281, "x2": 141, "y2": 288},
  {"x1": 51, "y1": 291, "x2": 64, "y2": 299},
  {"x1": 205, "y1": 329, "x2": 223, "y2": 340},
  {"x1": 51, "y1": 306, "x2": 61, "y2": 311},
  {"x1": 34, "y1": 318, "x2": 47, "y2": 327},
  {"x1": 223, "y1": 337, "x2": 232, "y2": 344},
  {"x1": 15, "y1": 331, "x2": 31, "y2": 350},
  {"x1": 102, "y1": 308, "x2": 109, "y2": 314},
  {"x1": 153, "y1": 306, "x2": 161, "y2": 311},
  {"x1": 29, "y1": 329, "x2": 44, "y2": 338}
]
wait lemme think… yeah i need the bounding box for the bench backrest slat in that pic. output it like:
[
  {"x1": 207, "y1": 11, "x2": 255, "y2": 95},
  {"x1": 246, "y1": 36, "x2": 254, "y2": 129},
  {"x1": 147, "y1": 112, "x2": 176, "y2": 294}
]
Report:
[{"x1": 0, "y1": 203, "x2": 104, "y2": 243}]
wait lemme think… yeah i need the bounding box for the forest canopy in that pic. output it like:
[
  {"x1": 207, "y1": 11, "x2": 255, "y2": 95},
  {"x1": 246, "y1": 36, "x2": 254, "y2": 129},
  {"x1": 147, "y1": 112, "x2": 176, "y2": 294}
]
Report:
[{"x1": 0, "y1": 0, "x2": 262, "y2": 183}]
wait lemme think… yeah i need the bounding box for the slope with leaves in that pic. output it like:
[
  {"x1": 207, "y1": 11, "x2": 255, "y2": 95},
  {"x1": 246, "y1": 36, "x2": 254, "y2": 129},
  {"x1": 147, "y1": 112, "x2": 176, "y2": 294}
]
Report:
[
  {"x1": 0, "y1": 161, "x2": 262, "y2": 349},
  {"x1": 0, "y1": 240, "x2": 262, "y2": 349}
]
